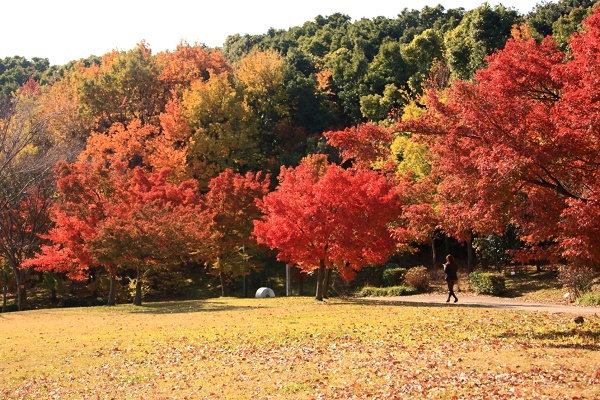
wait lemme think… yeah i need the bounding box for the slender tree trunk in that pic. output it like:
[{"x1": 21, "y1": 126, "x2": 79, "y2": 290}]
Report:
[
  {"x1": 2, "y1": 279, "x2": 7, "y2": 312},
  {"x1": 13, "y1": 266, "x2": 28, "y2": 311},
  {"x1": 133, "y1": 266, "x2": 142, "y2": 306},
  {"x1": 315, "y1": 259, "x2": 326, "y2": 301},
  {"x1": 467, "y1": 239, "x2": 474, "y2": 274},
  {"x1": 481, "y1": 258, "x2": 489, "y2": 270},
  {"x1": 298, "y1": 273, "x2": 304, "y2": 296},
  {"x1": 107, "y1": 274, "x2": 117, "y2": 306},
  {"x1": 17, "y1": 285, "x2": 27, "y2": 311},
  {"x1": 322, "y1": 268, "x2": 332, "y2": 299},
  {"x1": 219, "y1": 271, "x2": 226, "y2": 297},
  {"x1": 430, "y1": 233, "x2": 437, "y2": 269}
]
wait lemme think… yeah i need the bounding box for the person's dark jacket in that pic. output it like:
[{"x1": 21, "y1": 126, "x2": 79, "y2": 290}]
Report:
[{"x1": 443, "y1": 262, "x2": 458, "y2": 281}]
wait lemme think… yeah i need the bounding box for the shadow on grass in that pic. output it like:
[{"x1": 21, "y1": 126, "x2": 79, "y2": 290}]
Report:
[
  {"x1": 348, "y1": 297, "x2": 504, "y2": 311},
  {"x1": 502, "y1": 269, "x2": 562, "y2": 299},
  {"x1": 347, "y1": 296, "x2": 599, "y2": 314},
  {"x1": 498, "y1": 328, "x2": 600, "y2": 351},
  {"x1": 126, "y1": 298, "x2": 274, "y2": 315}
]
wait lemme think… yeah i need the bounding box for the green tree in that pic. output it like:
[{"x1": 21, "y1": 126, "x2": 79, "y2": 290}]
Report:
[
  {"x1": 0, "y1": 56, "x2": 52, "y2": 105},
  {"x1": 552, "y1": 6, "x2": 593, "y2": 49},
  {"x1": 527, "y1": 0, "x2": 597, "y2": 38},
  {"x1": 283, "y1": 48, "x2": 333, "y2": 135},
  {"x1": 402, "y1": 28, "x2": 445, "y2": 94},
  {"x1": 324, "y1": 46, "x2": 369, "y2": 125},
  {"x1": 365, "y1": 40, "x2": 409, "y2": 95},
  {"x1": 445, "y1": 4, "x2": 521, "y2": 80},
  {"x1": 360, "y1": 84, "x2": 406, "y2": 122}
]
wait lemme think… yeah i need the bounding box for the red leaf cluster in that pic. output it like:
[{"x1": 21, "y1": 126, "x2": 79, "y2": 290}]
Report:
[
  {"x1": 402, "y1": 8, "x2": 600, "y2": 266},
  {"x1": 324, "y1": 123, "x2": 394, "y2": 168},
  {"x1": 253, "y1": 155, "x2": 400, "y2": 281}
]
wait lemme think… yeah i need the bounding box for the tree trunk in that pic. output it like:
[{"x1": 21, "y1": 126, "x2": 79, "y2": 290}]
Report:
[
  {"x1": 467, "y1": 239, "x2": 474, "y2": 274},
  {"x1": 315, "y1": 259, "x2": 326, "y2": 301},
  {"x1": 219, "y1": 271, "x2": 226, "y2": 297},
  {"x1": 430, "y1": 233, "x2": 437, "y2": 269},
  {"x1": 13, "y1": 267, "x2": 28, "y2": 311},
  {"x1": 481, "y1": 258, "x2": 489, "y2": 270},
  {"x1": 2, "y1": 280, "x2": 7, "y2": 313},
  {"x1": 107, "y1": 274, "x2": 117, "y2": 306},
  {"x1": 298, "y1": 273, "x2": 304, "y2": 296},
  {"x1": 17, "y1": 284, "x2": 27, "y2": 311},
  {"x1": 133, "y1": 267, "x2": 142, "y2": 306},
  {"x1": 322, "y1": 268, "x2": 332, "y2": 299}
]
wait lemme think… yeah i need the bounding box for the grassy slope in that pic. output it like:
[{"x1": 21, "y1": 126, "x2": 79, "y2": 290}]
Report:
[{"x1": 1, "y1": 297, "x2": 599, "y2": 399}]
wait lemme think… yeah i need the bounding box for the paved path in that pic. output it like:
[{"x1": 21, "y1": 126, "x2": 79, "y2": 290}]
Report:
[{"x1": 364, "y1": 294, "x2": 600, "y2": 315}]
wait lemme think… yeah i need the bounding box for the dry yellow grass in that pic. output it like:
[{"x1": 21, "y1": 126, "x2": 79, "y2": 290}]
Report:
[{"x1": 1, "y1": 297, "x2": 599, "y2": 399}]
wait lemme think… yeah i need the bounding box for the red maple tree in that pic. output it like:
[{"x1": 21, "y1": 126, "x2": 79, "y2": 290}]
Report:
[
  {"x1": 402, "y1": 9, "x2": 600, "y2": 268},
  {"x1": 253, "y1": 155, "x2": 400, "y2": 300},
  {"x1": 203, "y1": 168, "x2": 270, "y2": 296},
  {"x1": 324, "y1": 123, "x2": 394, "y2": 169},
  {"x1": 26, "y1": 162, "x2": 209, "y2": 305}
]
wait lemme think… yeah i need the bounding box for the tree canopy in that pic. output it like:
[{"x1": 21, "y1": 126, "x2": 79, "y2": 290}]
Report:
[{"x1": 2, "y1": 1, "x2": 600, "y2": 308}]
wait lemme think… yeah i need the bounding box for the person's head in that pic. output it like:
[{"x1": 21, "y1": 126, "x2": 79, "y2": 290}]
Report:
[{"x1": 446, "y1": 254, "x2": 454, "y2": 264}]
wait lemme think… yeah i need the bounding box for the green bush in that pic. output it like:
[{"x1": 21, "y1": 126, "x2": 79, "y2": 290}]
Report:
[
  {"x1": 470, "y1": 272, "x2": 506, "y2": 295},
  {"x1": 382, "y1": 267, "x2": 408, "y2": 287},
  {"x1": 387, "y1": 285, "x2": 418, "y2": 296},
  {"x1": 358, "y1": 285, "x2": 418, "y2": 297},
  {"x1": 575, "y1": 292, "x2": 600, "y2": 306},
  {"x1": 404, "y1": 266, "x2": 429, "y2": 292}
]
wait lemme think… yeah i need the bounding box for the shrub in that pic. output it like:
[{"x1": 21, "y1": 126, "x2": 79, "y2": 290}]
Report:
[
  {"x1": 382, "y1": 267, "x2": 408, "y2": 287},
  {"x1": 387, "y1": 285, "x2": 418, "y2": 296},
  {"x1": 404, "y1": 266, "x2": 429, "y2": 292},
  {"x1": 559, "y1": 265, "x2": 596, "y2": 299},
  {"x1": 470, "y1": 272, "x2": 506, "y2": 295},
  {"x1": 358, "y1": 285, "x2": 418, "y2": 297},
  {"x1": 1, "y1": 303, "x2": 19, "y2": 313},
  {"x1": 575, "y1": 292, "x2": 600, "y2": 306},
  {"x1": 60, "y1": 297, "x2": 106, "y2": 308}
]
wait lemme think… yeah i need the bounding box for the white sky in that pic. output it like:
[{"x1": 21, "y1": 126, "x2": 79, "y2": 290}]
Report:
[{"x1": 2, "y1": 0, "x2": 545, "y2": 66}]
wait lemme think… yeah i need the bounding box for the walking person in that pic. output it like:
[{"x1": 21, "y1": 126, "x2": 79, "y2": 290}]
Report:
[{"x1": 443, "y1": 254, "x2": 459, "y2": 303}]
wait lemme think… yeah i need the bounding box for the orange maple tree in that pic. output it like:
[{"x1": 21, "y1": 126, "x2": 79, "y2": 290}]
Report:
[{"x1": 25, "y1": 114, "x2": 206, "y2": 305}]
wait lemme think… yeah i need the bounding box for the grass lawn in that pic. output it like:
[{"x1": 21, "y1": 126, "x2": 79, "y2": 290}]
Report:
[{"x1": 1, "y1": 297, "x2": 599, "y2": 399}]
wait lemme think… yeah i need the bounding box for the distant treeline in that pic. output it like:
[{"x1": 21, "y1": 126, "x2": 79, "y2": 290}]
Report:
[{"x1": 1, "y1": 0, "x2": 597, "y2": 128}]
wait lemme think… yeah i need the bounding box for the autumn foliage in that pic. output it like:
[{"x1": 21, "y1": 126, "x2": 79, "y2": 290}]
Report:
[
  {"x1": 24, "y1": 112, "x2": 210, "y2": 304},
  {"x1": 402, "y1": 8, "x2": 600, "y2": 269},
  {"x1": 5, "y1": 7, "x2": 600, "y2": 308},
  {"x1": 203, "y1": 168, "x2": 270, "y2": 295},
  {"x1": 324, "y1": 123, "x2": 394, "y2": 169},
  {"x1": 253, "y1": 155, "x2": 400, "y2": 300}
]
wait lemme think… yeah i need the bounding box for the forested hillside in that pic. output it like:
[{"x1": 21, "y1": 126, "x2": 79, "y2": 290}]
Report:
[{"x1": 1, "y1": 0, "x2": 599, "y2": 310}]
